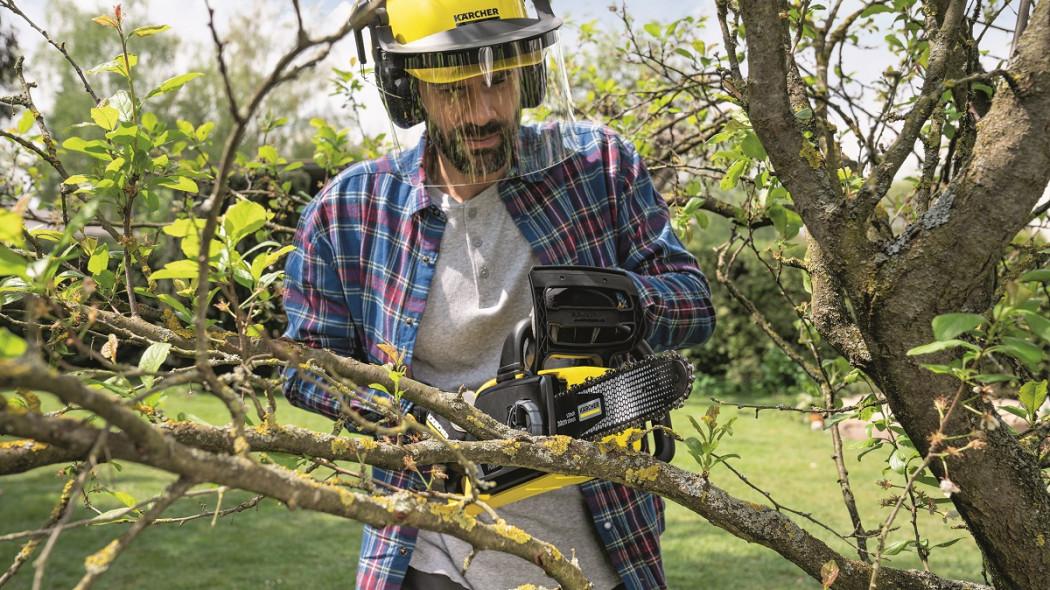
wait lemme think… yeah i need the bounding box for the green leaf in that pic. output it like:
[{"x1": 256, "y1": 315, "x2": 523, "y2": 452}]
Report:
[
  {"x1": 643, "y1": 23, "x2": 662, "y2": 37},
  {"x1": 195, "y1": 121, "x2": 215, "y2": 142},
  {"x1": 906, "y1": 339, "x2": 980, "y2": 356},
  {"x1": 257, "y1": 145, "x2": 280, "y2": 164},
  {"x1": 157, "y1": 176, "x2": 199, "y2": 193},
  {"x1": 63, "y1": 175, "x2": 92, "y2": 186},
  {"x1": 720, "y1": 159, "x2": 747, "y2": 191},
  {"x1": 999, "y1": 404, "x2": 1029, "y2": 419},
  {"x1": 62, "y1": 137, "x2": 111, "y2": 161},
  {"x1": 740, "y1": 132, "x2": 767, "y2": 160},
  {"x1": 794, "y1": 108, "x2": 813, "y2": 120},
  {"x1": 150, "y1": 259, "x2": 201, "y2": 280},
  {"x1": 767, "y1": 204, "x2": 802, "y2": 239},
  {"x1": 145, "y1": 72, "x2": 203, "y2": 100},
  {"x1": 138, "y1": 342, "x2": 172, "y2": 374},
  {"x1": 861, "y1": 5, "x2": 894, "y2": 16},
  {"x1": 0, "y1": 245, "x2": 27, "y2": 277},
  {"x1": 87, "y1": 53, "x2": 138, "y2": 77},
  {"x1": 88, "y1": 243, "x2": 110, "y2": 274},
  {"x1": 163, "y1": 217, "x2": 206, "y2": 239},
  {"x1": 883, "y1": 540, "x2": 914, "y2": 556},
  {"x1": 105, "y1": 90, "x2": 135, "y2": 123},
  {"x1": 107, "y1": 124, "x2": 148, "y2": 149},
  {"x1": 0, "y1": 327, "x2": 27, "y2": 358},
  {"x1": 931, "y1": 538, "x2": 963, "y2": 549},
  {"x1": 138, "y1": 342, "x2": 172, "y2": 390},
  {"x1": 973, "y1": 373, "x2": 1017, "y2": 384},
  {"x1": 93, "y1": 269, "x2": 116, "y2": 291},
  {"x1": 223, "y1": 200, "x2": 267, "y2": 246},
  {"x1": 888, "y1": 450, "x2": 909, "y2": 474},
  {"x1": 142, "y1": 189, "x2": 159, "y2": 211},
  {"x1": 931, "y1": 313, "x2": 984, "y2": 341},
  {"x1": 108, "y1": 490, "x2": 137, "y2": 508},
  {"x1": 996, "y1": 337, "x2": 1042, "y2": 367},
  {"x1": 264, "y1": 244, "x2": 296, "y2": 267},
  {"x1": 0, "y1": 210, "x2": 25, "y2": 247},
  {"x1": 90, "y1": 105, "x2": 120, "y2": 131},
  {"x1": 131, "y1": 24, "x2": 171, "y2": 37},
  {"x1": 1019, "y1": 269, "x2": 1050, "y2": 283},
  {"x1": 16, "y1": 109, "x2": 36, "y2": 134},
  {"x1": 105, "y1": 156, "x2": 126, "y2": 175},
  {"x1": 1019, "y1": 310, "x2": 1050, "y2": 343},
  {"x1": 157, "y1": 293, "x2": 191, "y2": 322},
  {"x1": 1018, "y1": 380, "x2": 1048, "y2": 417}
]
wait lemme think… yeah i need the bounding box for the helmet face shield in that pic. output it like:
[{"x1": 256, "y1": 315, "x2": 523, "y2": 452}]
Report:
[
  {"x1": 397, "y1": 40, "x2": 576, "y2": 188},
  {"x1": 357, "y1": 0, "x2": 580, "y2": 188}
]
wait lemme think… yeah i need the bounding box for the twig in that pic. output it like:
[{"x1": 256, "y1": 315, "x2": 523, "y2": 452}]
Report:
[
  {"x1": 72, "y1": 477, "x2": 194, "y2": 589},
  {"x1": 31, "y1": 430, "x2": 108, "y2": 590}
]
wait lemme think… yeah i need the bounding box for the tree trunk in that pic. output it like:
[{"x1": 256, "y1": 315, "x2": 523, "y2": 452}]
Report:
[{"x1": 738, "y1": 0, "x2": 1050, "y2": 587}]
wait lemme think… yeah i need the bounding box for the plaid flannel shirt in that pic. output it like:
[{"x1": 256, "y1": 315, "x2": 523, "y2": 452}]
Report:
[{"x1": 282, "y1": 122, "x2": 715, "y2": 590}]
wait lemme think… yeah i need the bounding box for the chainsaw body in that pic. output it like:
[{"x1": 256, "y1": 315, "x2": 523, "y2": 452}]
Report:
[{"x1": 427, "y1": 266, "x2": 694, "y2": 510}]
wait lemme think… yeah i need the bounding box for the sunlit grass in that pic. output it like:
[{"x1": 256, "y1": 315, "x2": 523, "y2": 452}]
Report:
[{"x1": 664, "y1": 393, "x2": 986, "y2": 589}]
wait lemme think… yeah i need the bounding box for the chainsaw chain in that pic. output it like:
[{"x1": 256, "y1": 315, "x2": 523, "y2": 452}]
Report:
[{"x1": 555, "y1": 350, "x2": 696, "y2": 442}]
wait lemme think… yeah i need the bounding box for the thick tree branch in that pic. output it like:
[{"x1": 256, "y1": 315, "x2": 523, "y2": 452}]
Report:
[
  {"x1": 853, "y1": 0, "x2": 967, "y2": 222},
  {"x1": 0, "y1": 407, "x2": 591, "y2": 590},
  {"x1": 735, "y1": 0, "x2": 844, "y2": 246},
  {"x1": 0, "y1": 404, "x2": 992, "y2": 590}
]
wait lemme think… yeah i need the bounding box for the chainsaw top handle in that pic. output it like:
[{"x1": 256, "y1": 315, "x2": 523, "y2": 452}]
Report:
[{"x1": 496, "y1": 266, "x2": 648, "y2": 380}]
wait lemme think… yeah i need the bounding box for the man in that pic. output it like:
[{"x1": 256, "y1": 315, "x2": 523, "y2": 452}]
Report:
[{"x1": 282, "y1": 1, "x2": 716, "y2": 589}]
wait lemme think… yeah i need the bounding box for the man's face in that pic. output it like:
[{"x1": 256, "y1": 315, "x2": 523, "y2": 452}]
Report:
[{"x1": 418, "y1": 69, "x2": 522, "y2": 182}]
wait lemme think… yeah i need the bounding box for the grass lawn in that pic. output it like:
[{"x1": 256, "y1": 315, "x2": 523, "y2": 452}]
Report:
[
  {"x1": 1, "y1": 389, "x2": 986, "y2": 589},
  {"x1": 662, "y1": 394, "x2": 985, "y2": 589}
]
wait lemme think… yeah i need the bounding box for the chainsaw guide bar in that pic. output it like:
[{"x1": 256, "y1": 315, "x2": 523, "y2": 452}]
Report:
[{"x1": 554, "y1": 350, "x2": 695, "y2": 442}]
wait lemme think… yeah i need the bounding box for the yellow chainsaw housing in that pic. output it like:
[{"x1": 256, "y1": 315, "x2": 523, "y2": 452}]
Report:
[{"x1": 449, "y1": 365, "x2": 644, "y2": 515}]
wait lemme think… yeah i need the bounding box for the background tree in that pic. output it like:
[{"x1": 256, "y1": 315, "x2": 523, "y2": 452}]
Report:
[
  {"x1": 1, "y1": 1, "x2": 1048, "y2": 590},
  {"x1": 0, "y1": 11, "x2": 17, "y2": 121}
]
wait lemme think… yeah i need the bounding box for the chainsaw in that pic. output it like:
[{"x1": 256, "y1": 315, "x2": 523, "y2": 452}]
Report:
[{"x1": 424, "y1": 266, "x2": 695, "y2": 510}]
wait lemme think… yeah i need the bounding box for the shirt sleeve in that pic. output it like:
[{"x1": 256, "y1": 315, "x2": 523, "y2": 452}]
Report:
[
  {"x1": 610, "y1": 132, "x2": 716, "y2": 351},
  {"x1": 281, "y1": 196, "x2": 370, "y2": 422}
]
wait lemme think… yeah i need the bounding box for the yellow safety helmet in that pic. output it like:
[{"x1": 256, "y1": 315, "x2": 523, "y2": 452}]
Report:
[
  {"x1": 349, "y1": 0, "x2": 562, "y2": 127},
  {"x1": 385, "y1": 0, "x2": 548, "y2": 84}
]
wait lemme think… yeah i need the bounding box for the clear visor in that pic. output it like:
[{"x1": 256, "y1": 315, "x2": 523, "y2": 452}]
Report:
[{"x1": 377, "y1": 34, "x2": 580, "y2": 189}]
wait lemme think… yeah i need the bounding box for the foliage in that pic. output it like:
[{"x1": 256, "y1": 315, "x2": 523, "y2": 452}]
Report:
[{"x1": 683, "y1": 405, "x2": 737, "y2": 479}]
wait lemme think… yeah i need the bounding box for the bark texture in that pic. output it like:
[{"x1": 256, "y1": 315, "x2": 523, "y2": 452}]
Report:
[{"x1": 738, "y1": 1, "x2": 1050, "y2": 587}]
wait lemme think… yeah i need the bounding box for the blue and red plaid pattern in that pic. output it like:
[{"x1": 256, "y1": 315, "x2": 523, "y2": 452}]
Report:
[{"x1": 283, "y1": 122, "x2": 715, "y2": 590}]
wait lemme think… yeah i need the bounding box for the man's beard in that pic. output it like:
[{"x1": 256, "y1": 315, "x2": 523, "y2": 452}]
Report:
[{"x1": 426, "y1": 115, "x2": 519, "y2": 180}]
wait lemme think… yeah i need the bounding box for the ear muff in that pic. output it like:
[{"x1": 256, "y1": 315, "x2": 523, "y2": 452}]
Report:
[
  {"x1": 374, "y1": 48, "x2": 424, "y2": 129},
  {"x1": 519, "y1": 61, "x2": 547, "y2": 109}
]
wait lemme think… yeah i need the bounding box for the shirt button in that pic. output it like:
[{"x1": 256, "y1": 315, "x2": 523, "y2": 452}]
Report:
[
  {"x1": 603, "y1": 522, "x2": 613, "y2": 530},
  {"x1": 398, "y1": 547, "x2": 409, "y2": 556},
  {"x1": 406, "y1": 318, "x2": 416, "y2": 326},
  {"x1": 472, "y1": 237, "x2": 483, "y2": 248},
  {"x1": 468, "y1": 208, "x2": 477, "y2": 219},
  {"x1": 479, "y1": 267, "x2": 489, "y2": 279}
]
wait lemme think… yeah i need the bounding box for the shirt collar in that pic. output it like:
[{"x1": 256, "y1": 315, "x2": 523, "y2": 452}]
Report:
[{"x1": 398, "y1": 138, "x2": 433, "y2": 217}]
